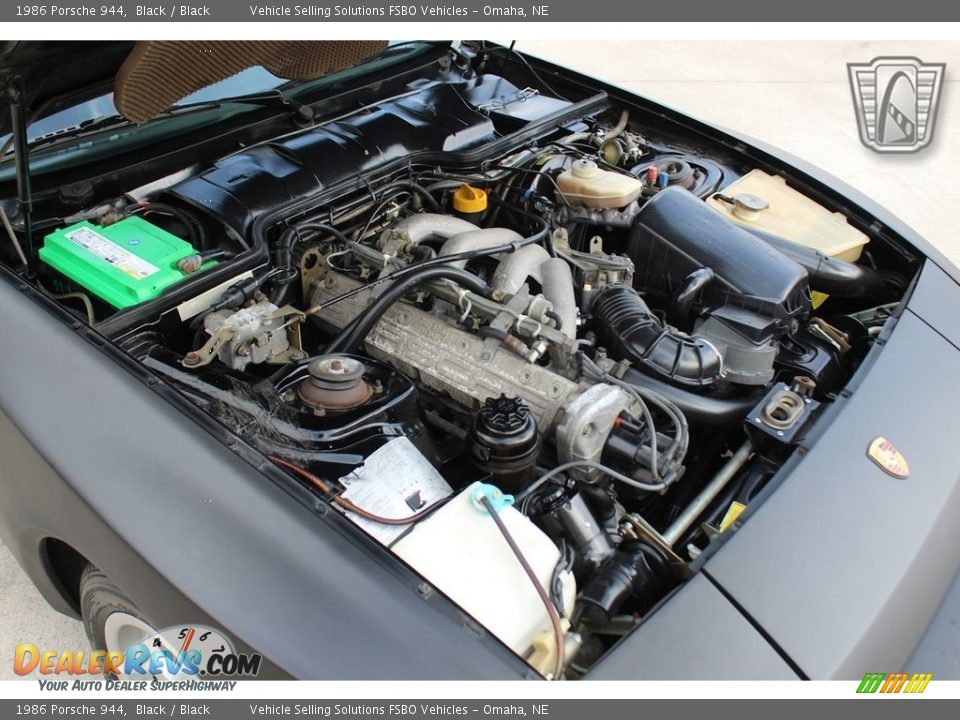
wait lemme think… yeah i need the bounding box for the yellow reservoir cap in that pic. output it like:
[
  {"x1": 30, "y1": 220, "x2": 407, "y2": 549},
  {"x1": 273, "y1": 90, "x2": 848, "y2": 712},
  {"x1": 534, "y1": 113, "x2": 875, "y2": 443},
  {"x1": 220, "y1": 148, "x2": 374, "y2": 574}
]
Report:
[{"x1": 453, "y1": 184, "x2": 488, "y2": 214}]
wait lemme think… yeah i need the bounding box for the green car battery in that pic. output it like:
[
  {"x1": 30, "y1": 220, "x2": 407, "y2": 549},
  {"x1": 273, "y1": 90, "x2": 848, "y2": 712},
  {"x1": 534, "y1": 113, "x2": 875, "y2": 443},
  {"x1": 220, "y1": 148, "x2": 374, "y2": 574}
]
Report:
[{"x1": 39, "y1": 216, "x2": 212, "y2": 309}]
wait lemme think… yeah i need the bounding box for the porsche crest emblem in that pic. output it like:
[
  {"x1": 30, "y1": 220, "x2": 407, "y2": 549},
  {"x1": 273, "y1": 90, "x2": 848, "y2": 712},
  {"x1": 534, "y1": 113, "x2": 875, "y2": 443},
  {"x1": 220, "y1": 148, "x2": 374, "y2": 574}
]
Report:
[{"x1": 867, "y1": 437, "x2": 910, "y2": 479}]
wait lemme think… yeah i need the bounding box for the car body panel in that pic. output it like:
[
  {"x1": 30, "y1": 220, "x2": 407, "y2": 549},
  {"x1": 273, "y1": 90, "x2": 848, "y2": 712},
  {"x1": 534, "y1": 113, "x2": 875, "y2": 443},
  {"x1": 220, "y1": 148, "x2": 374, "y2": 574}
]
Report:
[
  {"x1": 0, "y1": 276, "x2": 532, "y2": 680},
  {"x1": 0, "y1": 408, "x2": 296, "y2": 673},
  {"x1": 586, "y1": 574, "x2": 799, "y2": 680},
  {"x1": 905, "y1": 564, "x2": 960, "y2": 678},
  {"x1": 704, "y1": 297, "x2": 960, "y2": 678},
  {"x1": 905, "y1": 262, "x2": 960, "y2": 351}
]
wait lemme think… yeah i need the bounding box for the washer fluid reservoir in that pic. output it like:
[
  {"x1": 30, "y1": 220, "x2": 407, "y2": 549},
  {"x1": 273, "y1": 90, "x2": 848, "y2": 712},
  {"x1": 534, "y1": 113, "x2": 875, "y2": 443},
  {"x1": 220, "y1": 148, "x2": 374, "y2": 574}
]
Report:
[{"x1": 393, "y1": 482, "x2": 576, "y2": 657}]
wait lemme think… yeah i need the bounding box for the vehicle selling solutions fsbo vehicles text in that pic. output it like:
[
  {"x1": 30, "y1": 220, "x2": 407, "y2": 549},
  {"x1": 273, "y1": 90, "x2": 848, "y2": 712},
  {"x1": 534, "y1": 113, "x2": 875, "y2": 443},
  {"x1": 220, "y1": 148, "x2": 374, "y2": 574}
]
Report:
[{"x1": 247, "y1": 4, "x2": 545, "y2": 17}]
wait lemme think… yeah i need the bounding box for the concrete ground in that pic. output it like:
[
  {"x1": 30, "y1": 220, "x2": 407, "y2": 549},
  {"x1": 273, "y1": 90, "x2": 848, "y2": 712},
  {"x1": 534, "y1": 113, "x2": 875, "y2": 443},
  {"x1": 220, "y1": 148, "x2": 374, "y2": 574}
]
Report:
[
  {"x1": 1, "y1": 40, "x2": 958, "y2": 680},
  {"x1": 0, "y1": 542, "x2": 89, "y2": 679}
]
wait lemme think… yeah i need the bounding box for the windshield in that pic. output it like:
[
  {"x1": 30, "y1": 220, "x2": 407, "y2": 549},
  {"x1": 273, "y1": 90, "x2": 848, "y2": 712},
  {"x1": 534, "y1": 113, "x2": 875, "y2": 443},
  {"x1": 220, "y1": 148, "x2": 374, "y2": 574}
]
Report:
[
  {"x1": 0, "y1": 42, "x2": 440, "y2": 178},
  {"x1": 0, "y1": 67, "x2": 287, "y2": 148}
]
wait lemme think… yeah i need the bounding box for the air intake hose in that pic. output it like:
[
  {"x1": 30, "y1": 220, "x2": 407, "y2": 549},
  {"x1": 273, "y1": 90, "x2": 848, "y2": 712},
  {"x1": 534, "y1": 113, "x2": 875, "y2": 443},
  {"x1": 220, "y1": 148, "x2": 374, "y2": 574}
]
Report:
[
  {"x1": 572, "y1": 541, "x2": 674, "y2": 627},
  {"x1": 747, "y1": 226, "x2": 887, "y2": 298},
  {"x1": 593, "y1": 286, "x2": 722, "y2": 388}
]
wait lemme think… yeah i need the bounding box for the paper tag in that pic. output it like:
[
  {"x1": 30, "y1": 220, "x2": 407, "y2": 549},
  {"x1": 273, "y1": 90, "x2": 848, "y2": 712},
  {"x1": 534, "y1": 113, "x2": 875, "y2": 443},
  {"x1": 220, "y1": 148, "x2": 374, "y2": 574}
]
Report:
[
  {"x1": 65, "y1": 226, "x2": 161, "y2": 280},
  {"x1": 339, "y1": 437, "x2": 452, "y2": 546}
]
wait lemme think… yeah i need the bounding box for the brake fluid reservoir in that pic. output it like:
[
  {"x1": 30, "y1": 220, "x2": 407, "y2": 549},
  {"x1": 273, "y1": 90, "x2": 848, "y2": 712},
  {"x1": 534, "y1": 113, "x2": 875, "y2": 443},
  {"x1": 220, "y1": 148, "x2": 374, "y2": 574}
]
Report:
[
  {"x1": 392, "y1": 482, "x2": 576, "y2": 656},
  {"x1": 556, "y1": 159, "x2": 644, "y2": 209}
]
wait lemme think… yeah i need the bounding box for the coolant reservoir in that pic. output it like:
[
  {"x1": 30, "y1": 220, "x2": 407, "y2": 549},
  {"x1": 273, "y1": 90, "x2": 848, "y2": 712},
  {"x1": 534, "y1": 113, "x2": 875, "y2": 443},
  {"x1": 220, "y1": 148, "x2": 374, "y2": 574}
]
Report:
[
  {"x1": 556, "y1": 159, "x2": 644, "y2": 209},
  {"x1": 392, "y1": 482, "x2": 576, "y2": 656},
  {"x1": 707, "y1": 169, "x2": 869, "y2": 262}
]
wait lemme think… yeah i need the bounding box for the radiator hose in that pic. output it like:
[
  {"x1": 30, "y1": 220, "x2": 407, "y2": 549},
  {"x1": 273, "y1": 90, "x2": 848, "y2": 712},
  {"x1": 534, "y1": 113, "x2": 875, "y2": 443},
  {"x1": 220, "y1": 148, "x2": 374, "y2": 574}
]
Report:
[{"x1": 593, "y1": 286, "x2": 723, "y2": 388}]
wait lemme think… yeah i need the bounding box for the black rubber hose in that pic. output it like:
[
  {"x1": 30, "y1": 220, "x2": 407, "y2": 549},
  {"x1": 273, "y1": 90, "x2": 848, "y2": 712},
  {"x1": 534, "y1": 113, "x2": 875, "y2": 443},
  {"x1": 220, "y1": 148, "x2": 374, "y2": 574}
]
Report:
[
  {"x1": 325, "y1": 266, "x2": 491, "y2": 355},
  {"x1": 271, "y1": 222, "x2": 350, "y2": 305},
  {"x1": 275, "y1": 222, "x2": 350, "y2": 269},
  {"x1": 620, "y1": 367, "x2": 762, "y2": 426},
  {"x1": 593, "y1": 286, "x2": 723, "y2": 388},
  {"x1": 377, "y1": 181, "x2": 441, "y2": 213},
  {"x1": 545, "y1": 310, "x2": 563, "y2": 332},
  {"x1": 748, "y1": 227, "x2": 886, "y2": 298},
  {"x1": 477, "y1": 325, "x2": 510, "y2": 342},
  {"x1": 572, "y1": 541, "x2": 673, "y2": 627},
  {"x1": 672, "y1": 267, "x2": 715, "y2": 324},
  {"x1": 141, "y1": 202, "x2": 206, "y2": 249},
  {"x1": 483, "y1": 194, "x2": 554, "y2": 255}
]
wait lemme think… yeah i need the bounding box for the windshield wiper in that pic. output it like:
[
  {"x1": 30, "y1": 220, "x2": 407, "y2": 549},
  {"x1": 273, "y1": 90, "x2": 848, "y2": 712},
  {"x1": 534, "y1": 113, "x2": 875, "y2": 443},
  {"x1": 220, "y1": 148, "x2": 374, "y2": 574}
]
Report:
[
  {"x1": 0, "y1": 114, "x2": 138, "y2": 162},
  {"x1": 22, "y1": 114, "x2": 136, "y2": 152},
  {"x1": 167, "y1": 89, "x2": 315, "y2": 123}
]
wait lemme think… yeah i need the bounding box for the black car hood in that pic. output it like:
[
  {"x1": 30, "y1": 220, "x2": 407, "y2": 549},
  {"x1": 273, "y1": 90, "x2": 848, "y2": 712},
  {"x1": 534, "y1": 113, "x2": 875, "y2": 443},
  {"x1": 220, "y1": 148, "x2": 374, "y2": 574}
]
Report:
[
  {"x1": 0, "y1": 41, "x2": 135, "y2": 132},
  {"x1": 0, "y1": 40, "x2": 392, "y2": 130}
]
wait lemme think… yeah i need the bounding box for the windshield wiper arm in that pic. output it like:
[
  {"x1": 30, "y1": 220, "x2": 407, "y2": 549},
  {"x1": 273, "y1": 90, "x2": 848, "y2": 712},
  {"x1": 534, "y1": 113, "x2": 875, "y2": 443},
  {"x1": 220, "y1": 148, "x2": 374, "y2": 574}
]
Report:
[{"x1": 168, "y1": 89, "x2": 315, "y2": 124}]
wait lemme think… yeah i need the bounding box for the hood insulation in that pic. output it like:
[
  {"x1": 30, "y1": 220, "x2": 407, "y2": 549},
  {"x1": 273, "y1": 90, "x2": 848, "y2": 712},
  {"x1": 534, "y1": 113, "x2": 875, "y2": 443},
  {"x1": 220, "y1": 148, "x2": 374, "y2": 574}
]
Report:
[{"x1": 115, "y1": 40, "x2": 388, "y2": 123}]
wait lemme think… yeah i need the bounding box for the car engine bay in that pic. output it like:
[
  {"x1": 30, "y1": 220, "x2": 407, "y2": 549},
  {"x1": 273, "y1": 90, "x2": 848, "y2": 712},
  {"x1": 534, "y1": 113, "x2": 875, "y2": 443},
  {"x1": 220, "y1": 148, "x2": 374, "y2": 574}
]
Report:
[{"x1": 0, "y1": 47, "x2": 921, "y2": 678}]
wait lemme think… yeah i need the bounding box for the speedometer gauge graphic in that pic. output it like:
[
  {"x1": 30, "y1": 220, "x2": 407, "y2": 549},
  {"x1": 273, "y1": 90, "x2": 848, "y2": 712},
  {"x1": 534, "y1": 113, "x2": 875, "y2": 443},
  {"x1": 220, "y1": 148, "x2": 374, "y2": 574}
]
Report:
[{"x1": 103, "y1": 618, "x2": 234, "y2": 679}]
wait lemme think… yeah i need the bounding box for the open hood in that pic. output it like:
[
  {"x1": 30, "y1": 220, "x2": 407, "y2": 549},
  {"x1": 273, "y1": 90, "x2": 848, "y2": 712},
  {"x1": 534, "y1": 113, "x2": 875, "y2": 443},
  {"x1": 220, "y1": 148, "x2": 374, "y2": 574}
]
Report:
[
  {"x1": 0, "y1": 40, "x2": 389, "y2": 130},
  {"x1": 0, "y1": 41, "x2": 135, "y2": 132}
]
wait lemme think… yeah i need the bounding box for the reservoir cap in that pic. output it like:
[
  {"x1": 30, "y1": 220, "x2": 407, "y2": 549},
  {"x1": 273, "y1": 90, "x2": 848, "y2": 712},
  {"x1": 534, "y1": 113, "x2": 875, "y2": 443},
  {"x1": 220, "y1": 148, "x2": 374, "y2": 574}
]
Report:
[{"x1": 452, "y1": 184, "x2": 488, "y2": 214}]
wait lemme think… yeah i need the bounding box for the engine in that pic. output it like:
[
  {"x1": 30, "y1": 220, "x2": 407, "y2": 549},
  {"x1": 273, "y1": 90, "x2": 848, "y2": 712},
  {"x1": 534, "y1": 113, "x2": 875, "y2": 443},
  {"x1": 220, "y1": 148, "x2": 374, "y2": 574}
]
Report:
[{"x1": 13, "y1": 66, "x2": 910, "y2": 679}]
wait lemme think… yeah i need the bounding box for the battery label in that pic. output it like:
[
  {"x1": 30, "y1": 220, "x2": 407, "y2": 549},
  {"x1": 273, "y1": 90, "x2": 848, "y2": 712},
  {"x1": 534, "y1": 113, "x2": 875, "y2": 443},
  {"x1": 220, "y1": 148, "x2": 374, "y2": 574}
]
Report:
[{"x1": 64, "y1": 226, "x2": 161, "y2": 280}]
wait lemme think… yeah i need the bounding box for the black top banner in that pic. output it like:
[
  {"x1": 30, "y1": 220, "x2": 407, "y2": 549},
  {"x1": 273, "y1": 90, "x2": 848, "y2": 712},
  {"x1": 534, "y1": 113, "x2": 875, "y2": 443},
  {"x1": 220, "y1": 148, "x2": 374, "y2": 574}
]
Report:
[{"x1": 1, "y1": 1, "x2": 954, "y2": 22}]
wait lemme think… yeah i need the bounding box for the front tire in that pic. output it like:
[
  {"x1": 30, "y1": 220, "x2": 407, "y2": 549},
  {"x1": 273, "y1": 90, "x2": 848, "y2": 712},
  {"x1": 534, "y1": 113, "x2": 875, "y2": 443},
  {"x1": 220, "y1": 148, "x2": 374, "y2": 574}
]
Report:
[{"x1": 79, "y1": 564, "x2": 157, "y2": 655}]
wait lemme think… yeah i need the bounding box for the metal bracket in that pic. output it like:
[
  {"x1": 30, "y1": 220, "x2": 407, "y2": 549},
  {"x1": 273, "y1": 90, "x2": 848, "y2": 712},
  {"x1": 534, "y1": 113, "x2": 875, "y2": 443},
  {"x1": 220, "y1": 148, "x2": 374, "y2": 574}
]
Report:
[{"x1": 184, "y1": 304, "x2": 306, "y2": 369}]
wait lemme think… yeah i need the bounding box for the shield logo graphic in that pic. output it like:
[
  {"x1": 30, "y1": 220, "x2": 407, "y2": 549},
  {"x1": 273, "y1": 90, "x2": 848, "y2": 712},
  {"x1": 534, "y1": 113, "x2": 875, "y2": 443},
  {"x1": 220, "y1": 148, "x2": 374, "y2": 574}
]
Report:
[
  {"x1": 847, "y1": 57, "x2": 945, "y2": 153},
  {"x1": 867, "y1": 437, "x2": 910, "y2": 479}
]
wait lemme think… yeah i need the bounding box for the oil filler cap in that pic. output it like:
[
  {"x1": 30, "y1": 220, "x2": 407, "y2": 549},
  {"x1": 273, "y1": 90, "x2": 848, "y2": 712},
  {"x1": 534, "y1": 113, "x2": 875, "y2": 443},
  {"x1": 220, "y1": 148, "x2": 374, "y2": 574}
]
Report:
[{"x1": 452, "y1": 184, "x2": 488, "y2": 214}]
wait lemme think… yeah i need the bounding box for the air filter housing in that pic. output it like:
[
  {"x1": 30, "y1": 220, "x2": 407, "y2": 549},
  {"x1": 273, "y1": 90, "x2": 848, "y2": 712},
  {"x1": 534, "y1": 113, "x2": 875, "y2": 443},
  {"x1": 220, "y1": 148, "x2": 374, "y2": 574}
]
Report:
[{"x1": 628, "y1": 187, "x2": 811, "y2": 328}]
